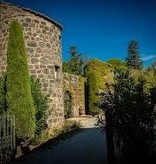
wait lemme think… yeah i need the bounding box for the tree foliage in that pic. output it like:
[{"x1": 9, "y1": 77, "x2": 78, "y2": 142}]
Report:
[
  {"x1": 31, "y1": 76, "x2": 48, "y2": 136},
  {"x1": 148, "y1": 61, "x2": 156, "y2": 73},
  {"x1": 126, "y1": 40, "x2": 143, "y2": 69},
  {"x1": 85, "y1": 59, "x2": 114, "y2": 90},
  {"x1": 85, "y1": 59, "x2": 114, "y2": 114},
  {"x1": 62, "y1": 61, "x2": 70, "y2": 73},
  {"x1": 107, "y1": 58, "x2": 126, "y2": 70},
  {"x1": 101, "y1": 69, "x2": 156, "y2": 163},
  {"x1": 63, "y1": 46, "x2": 86, "y2": 76},
  {"x1": 6, "y1": 20, "x2": 36, "y2": 139},
  {"x1": 87, "y1": 72, "x2": 100, "y2": 114}
]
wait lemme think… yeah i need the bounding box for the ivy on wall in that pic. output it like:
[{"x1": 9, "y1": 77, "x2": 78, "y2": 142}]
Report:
[
  {"x1": 78, "y1": 76, "x2": 86, "y2": 110},
  {"x1": 87, "y1": 72, "x2": 99, "y2": 114},
  {"x1": 63, "y1": 73, "x2": 85, "y2": 116},
  {"x1": 85, "y1": 58, "x2": 114, "y2": 114},
  {"x1": 85, "y1": 59, "x2": 114, "y2": 90},
  {"x1": 107, "y1": 58, "x2": 126, "y2": 70}
]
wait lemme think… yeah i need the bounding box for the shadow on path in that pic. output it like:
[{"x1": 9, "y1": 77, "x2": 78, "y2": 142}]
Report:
[{"x1": 12, "y1": 128, "x2": 107, "y2": 164}]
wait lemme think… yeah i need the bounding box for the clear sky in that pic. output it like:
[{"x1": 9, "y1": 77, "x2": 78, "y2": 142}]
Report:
[{"x1": 3, "y1": 0, "x2": 156, "y2": 65}]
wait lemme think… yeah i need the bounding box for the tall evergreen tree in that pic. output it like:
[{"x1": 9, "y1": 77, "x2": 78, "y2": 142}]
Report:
[
  {"x1": 149, "y1": 61, "x2": 156, "y2": 73},
  {"x1": 6, "y1": 20, "x2": 36, "y2": 138},
  {"x1": 88, "y1": 72, "x2": 99, "y2": 114},
  {"x1": 126, "y1": 40, "x2": 142, "y2": 69},
  {"x1": 63, "y1": 46, "x2": 86, "y2": 76}
]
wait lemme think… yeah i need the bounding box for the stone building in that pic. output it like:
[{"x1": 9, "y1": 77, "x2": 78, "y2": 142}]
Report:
[
  {"x1": 0, "y1": 2, "x2": 64, "y2": 127},
  {"x1": 0, "y1": 2, "x2": 85, "y2": 128}
]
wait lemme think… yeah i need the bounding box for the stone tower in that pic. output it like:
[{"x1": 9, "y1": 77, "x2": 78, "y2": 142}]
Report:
[{"x1": 0, "y1": 2, "x2": 64, "y2": 127}]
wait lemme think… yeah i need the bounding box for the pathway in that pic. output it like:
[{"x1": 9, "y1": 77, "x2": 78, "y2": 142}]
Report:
[{"x1": 13, "y1": 116, "x2": 107, "y2": 164}]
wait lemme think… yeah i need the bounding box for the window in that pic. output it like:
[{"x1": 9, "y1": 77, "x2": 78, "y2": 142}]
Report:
[
  {"x1": 59, "y1": 35, "x2": 61, "y2": 41},
  {"x1": 54, "y1": 65, "x2": 60, "y2": 80}
]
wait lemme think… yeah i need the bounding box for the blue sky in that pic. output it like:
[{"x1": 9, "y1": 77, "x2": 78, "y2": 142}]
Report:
[{"x1": 4, "y1": 0, "x2": 156, "y2": 65}]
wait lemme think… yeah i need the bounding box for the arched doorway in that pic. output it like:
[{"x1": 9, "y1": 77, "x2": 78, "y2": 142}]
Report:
[{"x1": 64, "y1": 91, "x2": 72, "y2": 119}]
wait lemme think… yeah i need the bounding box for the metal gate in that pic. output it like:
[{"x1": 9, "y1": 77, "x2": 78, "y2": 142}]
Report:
[
  {"x1": 64, "y1": 91, "x2": 72, "y2": 119},
  {"x1": 0, "y1": 114, "x2": 15, "y2": 164}
]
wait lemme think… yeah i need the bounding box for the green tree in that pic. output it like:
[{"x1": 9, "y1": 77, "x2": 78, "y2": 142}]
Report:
[
  {"x1": 6, "y1": 20, "x2": 35, "y2": 139},
  {"x1": 101, "y1": 69, "x2": 156, "y2": 163},
  {"x1": 62, "y1": 61, "x2": 70, "y2": 73},
  {"x1": 85, "y1": 59, "x2": 114, "y2": 115},
  {"x1": 31, "y1": 76, "x2": 48, "y2": 136},
  {"x1": 88, "y1": 72, "x2": 100, "y2": 114},
  {"x1": 107, "y1": 58, "x2": 125, "y2": 69},
  {"x1": 63, "y1": 46, "x2": 86, "y2": 76},
  {"x1": 126, "y1": 40, "x2": 142, "y2": 69},
  {"x1": 148, "y1": 61, "x2": 156, "y2": 73}
]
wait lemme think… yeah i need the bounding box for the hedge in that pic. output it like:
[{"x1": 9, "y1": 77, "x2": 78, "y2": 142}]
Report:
[{"x1": 6, "y1": 20, "x2": 35, "y2": 138}]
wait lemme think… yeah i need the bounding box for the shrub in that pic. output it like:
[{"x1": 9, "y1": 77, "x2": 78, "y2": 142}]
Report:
[
  {"x1": 88, "y1": 72, "x2": 100, "y2": 114},
  {"x1": 85, "y1": 59, "x2": 114, "y2": 115},
  {"x1": 85, "y1": 59, "x2": 114, "y2": 90},
  {"x1": 0, "y1": 73, "x2": 6, "y2": 114},
  {"x1": 101, "y1": 69, "x2": 156, "y2": 163},
  {"x1": 31, "y1": 120, "x2": 81, "y2": 145},
  {"x1": 107, "y1": 58, "x2": 126, "y2": 70},
  {"x1": 31, "y1": 76, "x2": 48, "y2": 136},
  {"x1": 6, "y1": 20, "x2": 35, "y2": 138},
  {"x1": 62, "y1": 120, "x2": 82, "y2": 134}
]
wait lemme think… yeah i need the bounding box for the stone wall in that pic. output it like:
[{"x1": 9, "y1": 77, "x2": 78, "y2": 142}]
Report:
[
  {"x1": 0, "y1": 2, "x2": 64, "y2": 127},
  {"x1": 63, "y1": 73, "x2": 85, "y2": 117}
]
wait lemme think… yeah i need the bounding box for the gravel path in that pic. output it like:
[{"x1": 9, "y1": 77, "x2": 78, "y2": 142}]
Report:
[
  {"x1": 69, "y1": 115, "x2": 99, "y2": 128},
  {"x1": 13, "y1": 116, "x2": 107, "y2": 164}
]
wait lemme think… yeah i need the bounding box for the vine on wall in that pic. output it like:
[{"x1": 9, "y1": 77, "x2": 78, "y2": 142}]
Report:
[
  {"x1": 85, "y1": 59, "x2": 114, "y2": 114},
  {"x1": 63, "y1": 73, "x2": 85, "y2": 116}
]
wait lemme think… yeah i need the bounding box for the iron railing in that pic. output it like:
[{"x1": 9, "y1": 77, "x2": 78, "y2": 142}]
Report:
[{"x1": 0, "y1": 114, "x2": 15, "y2": 164}]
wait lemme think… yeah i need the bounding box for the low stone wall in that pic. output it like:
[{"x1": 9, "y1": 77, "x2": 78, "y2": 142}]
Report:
[{"x1": 63, "y1": 73, "x2": 86, "y2": 117}]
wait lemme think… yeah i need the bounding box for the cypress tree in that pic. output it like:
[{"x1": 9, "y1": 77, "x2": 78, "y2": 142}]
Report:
[
  {"x1": 88, "y1": 72, "x2": 99, "y2": 114},
  {"x1": 6, "y1": 20, "x2": 35, "y2": 138},
  {"x1": 126, "y1": 40, "x2": 143, "y2": 69}
]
